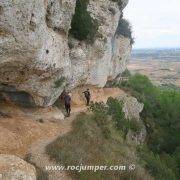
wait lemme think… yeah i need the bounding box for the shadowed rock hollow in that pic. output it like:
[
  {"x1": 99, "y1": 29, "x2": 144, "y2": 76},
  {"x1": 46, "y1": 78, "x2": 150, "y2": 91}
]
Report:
[{"x1": 0, "y1": 0, "x2": 130, "y2": 106}]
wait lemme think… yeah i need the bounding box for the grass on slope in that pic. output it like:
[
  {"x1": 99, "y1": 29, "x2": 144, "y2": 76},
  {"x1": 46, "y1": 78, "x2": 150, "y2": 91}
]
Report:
[{"x1": 46, "y1": 107, "x2": 150, "y2": 180}]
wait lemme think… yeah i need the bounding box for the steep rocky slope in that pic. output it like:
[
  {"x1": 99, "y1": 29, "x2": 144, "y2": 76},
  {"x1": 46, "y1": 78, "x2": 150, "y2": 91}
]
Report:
[{"x1": 0, "y1": 0, "x2": 131, "y2": 106}]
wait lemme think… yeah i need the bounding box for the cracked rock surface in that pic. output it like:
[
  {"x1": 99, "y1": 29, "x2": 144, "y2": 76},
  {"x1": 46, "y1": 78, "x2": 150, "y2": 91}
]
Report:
[
  {"x1": 0, "y1": 0, "x2": 131, "y2": 106},
  {"x1": 0, "y1": 154, "x2": 36, "y2": 180}
]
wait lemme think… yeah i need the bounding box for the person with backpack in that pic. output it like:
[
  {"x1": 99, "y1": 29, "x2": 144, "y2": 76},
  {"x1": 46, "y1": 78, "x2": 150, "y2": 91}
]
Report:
[
  {"x1": 83, "y1": 89, "x2": 91, "y2": 106},
  {"x1": 64, "y1": 91, "x2": 71, "y2": 117}
]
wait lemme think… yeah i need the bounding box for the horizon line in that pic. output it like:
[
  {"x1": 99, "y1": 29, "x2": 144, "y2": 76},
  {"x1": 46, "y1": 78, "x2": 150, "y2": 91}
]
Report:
[{"x1": 132, "y1": 47, "x2": 180, "y2": 50}]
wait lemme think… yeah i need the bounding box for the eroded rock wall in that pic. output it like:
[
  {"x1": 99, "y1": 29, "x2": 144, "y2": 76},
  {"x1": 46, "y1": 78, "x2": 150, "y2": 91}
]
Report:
[{"x1": 0, "y1": 0, "x2": 131, "y2": 106}]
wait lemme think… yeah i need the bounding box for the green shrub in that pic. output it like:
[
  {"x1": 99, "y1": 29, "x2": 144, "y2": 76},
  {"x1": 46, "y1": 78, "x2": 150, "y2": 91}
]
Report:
[
  {"x1": 127, "y1": 74, "x2": 154, "y2": 93},
  {"x1": 138, "y1": 146, "x2": 178, "y2": 180},
  {"x1": 90, "y1": 102, "x2": 112, "y2": 139},
  {"x1": 69, "y1": 0, "x2": 98, "y2": 43},
  {"x1": 90, "y1": 102, "x2": 108, "y2": 119},
  {"x1": 116, "y1": 18, "x2": 135, "y2": 45},
  {"x1": 54, "y1": 77, "x2": 66, "y2": 88},
  {"x1": 121, "y1": 69, "x2": 131, "y2": 77},
  {"x1": 107, "y1": 97, "x2": 144, "y2": 136},
  {"x1": 173, "y1": 147, "x2": 180, "y2": 172},
  {"x1": 106, "y1": 97, "x2": 128, "y2": 137}
]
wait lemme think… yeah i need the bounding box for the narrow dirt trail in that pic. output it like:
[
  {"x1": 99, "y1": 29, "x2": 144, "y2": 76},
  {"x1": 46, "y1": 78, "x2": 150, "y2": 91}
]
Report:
[
  {"x1": 0, "y1": 87, "x2": 125, "y2": 179},
  {"x1": 26, "y1": 87, "x2": 125, "y2": 179},
  {"x1": 28, "y1": 112, "x2": 82, "y2": 180}
]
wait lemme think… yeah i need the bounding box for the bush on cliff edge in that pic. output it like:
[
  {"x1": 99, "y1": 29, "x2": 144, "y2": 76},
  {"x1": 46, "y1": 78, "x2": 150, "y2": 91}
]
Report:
[
  {"x1": 116, "y1": 18, "x2": 135, "y2": 45},
  {"x1": 69, "y1": 0, "x2": 98, "y2": 43}
]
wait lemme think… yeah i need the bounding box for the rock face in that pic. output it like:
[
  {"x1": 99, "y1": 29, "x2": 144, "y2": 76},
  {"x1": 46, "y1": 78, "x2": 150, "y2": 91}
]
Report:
[
  {"x1": 0, "y1": 154, "x2": 36, "y2": 180},
  {"x1": 118, "y1": 94, "x2": 146, "y2": 144},
  {"x1": 121, "y1": 95, "x2": 144, "y2": 120},
  {"x1": 0, "y1": 0, "x2": 131, "y2": 106}
]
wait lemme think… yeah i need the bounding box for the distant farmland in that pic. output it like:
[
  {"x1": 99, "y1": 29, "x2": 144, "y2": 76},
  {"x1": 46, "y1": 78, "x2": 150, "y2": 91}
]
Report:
[
  {"x1": 128, "y1": 48, "x2": 180, "y2": 89},
  {"x1": 132, "y1": 48, "x2": 180, "y2": 61}
]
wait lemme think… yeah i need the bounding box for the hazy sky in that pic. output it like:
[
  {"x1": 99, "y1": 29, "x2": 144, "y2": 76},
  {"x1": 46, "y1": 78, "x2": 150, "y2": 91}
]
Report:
[{"x1": 124, "y1": 0, "x2": 180, "y2": 49}]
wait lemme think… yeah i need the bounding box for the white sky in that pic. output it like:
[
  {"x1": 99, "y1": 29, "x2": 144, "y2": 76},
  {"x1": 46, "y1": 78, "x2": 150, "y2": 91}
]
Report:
[{"x1": 124, "y1": 0, "x2": 180, "y2": 49}]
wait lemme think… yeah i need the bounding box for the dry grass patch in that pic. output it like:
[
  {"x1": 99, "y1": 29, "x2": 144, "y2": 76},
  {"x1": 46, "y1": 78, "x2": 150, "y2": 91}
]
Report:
[{"x1": 47, "y1": 112, "x2": 150, "y2": 180}]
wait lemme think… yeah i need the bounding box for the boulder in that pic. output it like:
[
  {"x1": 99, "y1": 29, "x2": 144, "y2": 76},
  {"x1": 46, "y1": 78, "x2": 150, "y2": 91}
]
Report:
[
  {"x1": 0, "y1": 154, "x2": 36, "y2": 180},
  {"x1": 120, "y1": 95, "x2": 144, "y2": 120},
  {"x1": 118, "y1": 94, "x2": 146, "y2": 144}
]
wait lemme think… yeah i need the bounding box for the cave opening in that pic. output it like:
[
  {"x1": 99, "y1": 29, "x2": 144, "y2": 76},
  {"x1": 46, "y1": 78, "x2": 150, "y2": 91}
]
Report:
[{"x1": 0, "y1": 84, "x2": 36, "y2": 108}]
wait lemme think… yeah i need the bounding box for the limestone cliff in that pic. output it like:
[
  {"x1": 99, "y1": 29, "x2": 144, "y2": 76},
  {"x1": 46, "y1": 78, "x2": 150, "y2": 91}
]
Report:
[{"x1": 0, "y1": 0, "x2": 131, "y2": 106}]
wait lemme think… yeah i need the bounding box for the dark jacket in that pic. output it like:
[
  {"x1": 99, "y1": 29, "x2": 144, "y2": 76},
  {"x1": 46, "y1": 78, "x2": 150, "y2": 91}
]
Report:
[
  {"x1": 83, "y1": 90, "x2": 91, "y2": 99},
  {"x1": 64, "y1": 95, "x2": 71, "y2": 105}
]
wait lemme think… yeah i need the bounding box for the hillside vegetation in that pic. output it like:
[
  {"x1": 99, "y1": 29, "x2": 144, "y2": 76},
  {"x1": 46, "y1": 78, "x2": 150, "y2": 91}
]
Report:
[
  {"x1": 112, "y1": 73, "x2": 180, "y2": 180},
  {"x1": 116, "y1": 18, "x2": 135, "y2": 45},
  {"x1": 47, "y1": 99, "x2": 149, "y2": 180}
]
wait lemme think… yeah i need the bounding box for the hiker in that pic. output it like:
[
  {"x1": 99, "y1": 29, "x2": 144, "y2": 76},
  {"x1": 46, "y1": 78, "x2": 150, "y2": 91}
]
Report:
[
  {"x1": 83, "y1": 89, "x2": 91, "y2": 106},
  {"x1": 64, "y1": 92, "x2": 71, "y2": 117}
]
